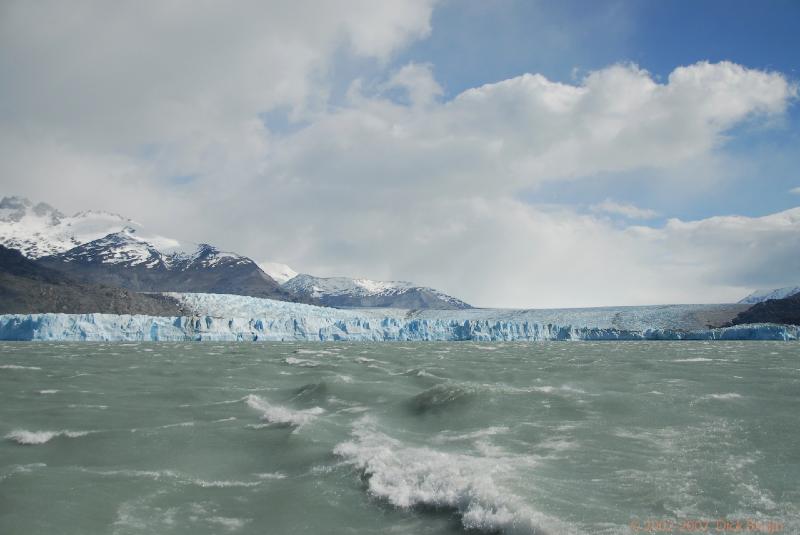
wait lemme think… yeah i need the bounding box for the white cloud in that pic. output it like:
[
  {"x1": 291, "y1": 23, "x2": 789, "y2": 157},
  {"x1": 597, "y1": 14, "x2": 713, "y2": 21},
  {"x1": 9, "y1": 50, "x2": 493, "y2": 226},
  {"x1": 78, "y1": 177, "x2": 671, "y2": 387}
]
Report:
[
  {"x1": 591, "y1": 199, "x2": 658, "y2": 219},
  {"x1": 0, "y1": 2, "x2": 797, "y2": 307},
  {"x1": 790, "y1": 186, "x2": 800, "y2": 195},
  {"x1": 0, "y1": 0, "x2": 436, "y2": 213},
  {"x1": 384, "y1": 63, "x2": 443, "y2": 107}
]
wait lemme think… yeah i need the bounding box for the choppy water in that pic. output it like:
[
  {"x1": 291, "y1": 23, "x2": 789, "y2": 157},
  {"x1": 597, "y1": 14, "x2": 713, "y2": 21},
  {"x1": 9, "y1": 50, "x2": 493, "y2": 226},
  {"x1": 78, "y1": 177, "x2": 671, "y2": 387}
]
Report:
[{"x1": 0, "y1": 342, "x2": 798, "y2": 534}]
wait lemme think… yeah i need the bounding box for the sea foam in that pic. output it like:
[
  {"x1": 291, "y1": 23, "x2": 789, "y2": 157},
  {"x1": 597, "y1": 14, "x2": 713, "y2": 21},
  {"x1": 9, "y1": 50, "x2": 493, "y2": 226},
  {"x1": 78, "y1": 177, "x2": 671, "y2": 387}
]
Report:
[
  {"x1": 334, "y1": 417, "x2": 568, "y2": 534},
  {"x1": 245, "y1": 394, "x2": 324, "y2": 429},
  {"x1": 6, "y1": 429, "x2": 93, "y2": 445}
]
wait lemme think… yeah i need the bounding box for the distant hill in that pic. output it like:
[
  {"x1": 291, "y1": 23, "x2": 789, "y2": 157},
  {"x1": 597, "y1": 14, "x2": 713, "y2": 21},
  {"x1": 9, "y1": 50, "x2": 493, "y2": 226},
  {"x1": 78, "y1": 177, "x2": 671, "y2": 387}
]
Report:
[
  {"x1": 282, "y1": 274, "x2": 471, "y2": 309},
  {"x1": 0, "y1": 245, "x2": 188, "y2": 315},
  {"x1": 730, "y1": 293, "x2": 800, "y2": 326}
]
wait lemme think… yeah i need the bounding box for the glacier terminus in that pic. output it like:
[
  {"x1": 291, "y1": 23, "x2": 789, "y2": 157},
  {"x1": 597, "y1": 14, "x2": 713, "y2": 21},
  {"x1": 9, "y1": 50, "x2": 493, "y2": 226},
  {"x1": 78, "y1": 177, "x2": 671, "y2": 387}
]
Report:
[{"x1": 0, "y1": 293, "x2": 796, "y2": 342}]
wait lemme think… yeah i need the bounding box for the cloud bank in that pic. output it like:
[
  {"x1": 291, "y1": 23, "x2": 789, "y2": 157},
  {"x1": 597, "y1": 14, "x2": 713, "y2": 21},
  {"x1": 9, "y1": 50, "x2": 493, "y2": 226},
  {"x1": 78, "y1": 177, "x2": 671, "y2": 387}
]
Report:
[{"x1": 0, "y1": 1, "x2": 797, "y2": 307}]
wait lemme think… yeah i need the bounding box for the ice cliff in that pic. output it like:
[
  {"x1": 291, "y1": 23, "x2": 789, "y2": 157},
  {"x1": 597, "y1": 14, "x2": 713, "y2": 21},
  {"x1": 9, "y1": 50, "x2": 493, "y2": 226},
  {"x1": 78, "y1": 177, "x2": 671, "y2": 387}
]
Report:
[{"x1": 0, "y1": 293, "x2": 796, "y2": 342}]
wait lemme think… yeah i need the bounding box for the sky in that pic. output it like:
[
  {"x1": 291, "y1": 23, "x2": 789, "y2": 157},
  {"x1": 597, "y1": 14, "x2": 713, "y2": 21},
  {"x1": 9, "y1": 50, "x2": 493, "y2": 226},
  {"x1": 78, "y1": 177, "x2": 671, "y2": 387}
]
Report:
[{"x1": 1, "y1": 0, "x2": 799, "y2": 308}]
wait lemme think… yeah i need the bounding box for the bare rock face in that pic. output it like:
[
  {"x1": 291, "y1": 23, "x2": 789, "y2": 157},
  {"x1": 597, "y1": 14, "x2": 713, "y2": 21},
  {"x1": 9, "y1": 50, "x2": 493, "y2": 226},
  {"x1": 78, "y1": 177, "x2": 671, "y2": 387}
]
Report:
[
  {"x1": 0, "y1": 245, "x2": 188, "y2": 316},
  {"x1": 730, "y1": 292, "x2": 800, "y2": 326}
]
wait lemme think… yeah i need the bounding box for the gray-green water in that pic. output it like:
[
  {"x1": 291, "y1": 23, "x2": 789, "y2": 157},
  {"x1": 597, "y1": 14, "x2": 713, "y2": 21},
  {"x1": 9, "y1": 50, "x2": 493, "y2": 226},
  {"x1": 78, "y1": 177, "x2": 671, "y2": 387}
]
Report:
[{"x1": 0, "y1": 342, "x2": 797, "y2": 534}]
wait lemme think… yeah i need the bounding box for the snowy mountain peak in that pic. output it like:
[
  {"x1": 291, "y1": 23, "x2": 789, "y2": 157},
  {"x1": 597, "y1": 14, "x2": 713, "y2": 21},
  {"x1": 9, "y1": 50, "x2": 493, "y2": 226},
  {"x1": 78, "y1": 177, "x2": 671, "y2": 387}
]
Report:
[
  {"x1": 170, "y1": 243, "x2": 253, "y2": 270},
  {"x1": 739, "y1": 286, "x2": 800, "y2": 304},
  {"x1": 282, "y1": 274, "x2": 471, "y2": 309},
  {"x1": 259, "y1": 261, "x2": 298, "y2": 284},
  {"x1": 0, "y1": 196, "x2": 135, "y2": 259},
  {"x1": 57, "y1": 229, "x2": 165, "y2": 268}
]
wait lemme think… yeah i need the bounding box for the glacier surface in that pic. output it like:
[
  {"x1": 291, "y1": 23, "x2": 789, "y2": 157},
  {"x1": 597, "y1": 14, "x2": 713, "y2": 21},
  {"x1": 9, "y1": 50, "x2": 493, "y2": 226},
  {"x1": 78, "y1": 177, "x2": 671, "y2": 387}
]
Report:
[{"x1": 0, "y1": 293, "x2": 796, "y2": 342}]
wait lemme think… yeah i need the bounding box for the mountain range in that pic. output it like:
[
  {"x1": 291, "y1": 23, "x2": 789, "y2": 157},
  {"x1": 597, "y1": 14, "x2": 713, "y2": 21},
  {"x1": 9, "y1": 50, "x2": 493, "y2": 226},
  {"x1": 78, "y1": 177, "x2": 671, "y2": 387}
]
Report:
[
  {"x1": 283, "y1": 274, "x2": 471, "y2": 309},
  {"x1": 0, "y1": 196, "x2": 470, "y2": 311},
  {"x1": 3, "y1": 195, "x2": 798, "y2": 319},
  {"x1": 0, "y1": 244, "x2": 187, "y2": 316}
]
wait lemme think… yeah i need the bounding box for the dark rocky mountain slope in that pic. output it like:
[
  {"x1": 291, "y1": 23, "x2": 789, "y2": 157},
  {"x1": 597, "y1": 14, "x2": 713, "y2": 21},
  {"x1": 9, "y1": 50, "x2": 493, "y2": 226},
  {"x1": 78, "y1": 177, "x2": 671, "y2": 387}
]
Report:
[
  {"x1": 37, "y1": 229, "x2": 310, "y2": 303},
  {"x1": 0, "y1": 245, "x2": 187, "y2": 315},
  {"x1": 729, "y1": 292, "x2": 800, "y2": 326}
]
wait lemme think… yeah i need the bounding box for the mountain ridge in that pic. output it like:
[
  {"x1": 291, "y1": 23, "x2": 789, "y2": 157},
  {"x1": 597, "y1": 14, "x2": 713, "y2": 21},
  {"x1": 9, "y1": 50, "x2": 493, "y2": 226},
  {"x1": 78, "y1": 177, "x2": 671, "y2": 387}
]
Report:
[
  {"x1": 1, "y1": 196, "x2": 474, "y2": 309},
  {"x1": 0, "y1": 244, "x2": 188, "y2": 316},
  {"x1": 38, "y1": 229, "x2": 303, "y2": 303},
  {"x1": 282, "y1": 273, "x2": 472, "y2": 309}
]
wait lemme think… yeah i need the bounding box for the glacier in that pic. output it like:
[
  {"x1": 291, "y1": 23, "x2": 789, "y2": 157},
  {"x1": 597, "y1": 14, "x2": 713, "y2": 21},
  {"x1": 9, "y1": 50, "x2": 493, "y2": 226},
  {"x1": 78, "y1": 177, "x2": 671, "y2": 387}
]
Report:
[{"x1": 0, "y1": 292, "x2": 797, "y2": 342}]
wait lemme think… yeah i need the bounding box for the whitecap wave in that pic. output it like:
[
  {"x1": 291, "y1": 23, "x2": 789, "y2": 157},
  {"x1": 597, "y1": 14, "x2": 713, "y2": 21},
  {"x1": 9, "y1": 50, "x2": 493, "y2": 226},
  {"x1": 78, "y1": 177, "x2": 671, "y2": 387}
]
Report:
[
  {"x1": 434, "y1": 426, "x2": 510, "y2": 443},
  {"x1": 245, "y1": 394, "x2": 324, "y2": 429},
  {"x1": 283, "y1": 356, "x2": 320, "y2": 367},
  {"x1": 190, "y1": 478, "x2": 261, "y2": 488},
  {"x1": 703, "y1": 393, "x2": 743, "y2": 401},
  {"x1": 334, "y1": 417, "x2": 568, "y2": 534},
  {"x1": 6, "y1": 429, "x2": 93, "y2": 445},
  {"x1": 0, "y1": 364, "x2": 42, "y2": 370},
  {"x1": 208, "y1": 516, "x2": 250, "y2": 531},
  {"x1": 255, "y1": 472, "x2": 287, "y2": 480}
]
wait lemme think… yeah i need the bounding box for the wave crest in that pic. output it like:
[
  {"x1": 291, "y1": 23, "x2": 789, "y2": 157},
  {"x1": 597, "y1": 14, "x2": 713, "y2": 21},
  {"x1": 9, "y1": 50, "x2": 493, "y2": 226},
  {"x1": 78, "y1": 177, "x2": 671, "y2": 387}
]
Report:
[
  {"x1": 6, "y1": 429, "x2": 93, "y2": 445},
  {"x1": 334, "y1": 417, "x2": 565, "y2": 534},
  {"x1": 245, "y1": 395, "x2": 324, "y2": 429}
]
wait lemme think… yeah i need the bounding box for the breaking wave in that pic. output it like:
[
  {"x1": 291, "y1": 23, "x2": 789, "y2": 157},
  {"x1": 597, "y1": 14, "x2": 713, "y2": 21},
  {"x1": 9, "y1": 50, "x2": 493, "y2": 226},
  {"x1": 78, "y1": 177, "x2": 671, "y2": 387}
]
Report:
[
  {"x1": 284, "y1": 356, "x2": 320, "y2": 367},
  {"x1": 703, "y1": 393, "x2": 743, "y2": 401},
  {"x1": 245, "y1": 394, "x2": 324, "y2": 429},
  {"x1": 6, "y1": 429, "x2": 93, "y2": 445},
  {"x1": 334, "y1": 417, "x2": 567, "y2": 534}
]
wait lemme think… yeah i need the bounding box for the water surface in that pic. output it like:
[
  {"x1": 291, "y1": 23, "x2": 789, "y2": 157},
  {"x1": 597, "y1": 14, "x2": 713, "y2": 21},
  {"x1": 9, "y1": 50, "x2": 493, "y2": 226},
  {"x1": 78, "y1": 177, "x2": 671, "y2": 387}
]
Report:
[{"x1": 1, "y1": 342, "x2": 797, "y2": 534}]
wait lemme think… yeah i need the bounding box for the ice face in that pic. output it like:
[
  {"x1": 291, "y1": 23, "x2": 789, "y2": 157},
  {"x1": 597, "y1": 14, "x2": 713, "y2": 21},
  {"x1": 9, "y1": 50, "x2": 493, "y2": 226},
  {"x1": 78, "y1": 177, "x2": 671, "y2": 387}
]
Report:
[{"x1": 0, "y1": 293, "x2": 797, "y2": 342}]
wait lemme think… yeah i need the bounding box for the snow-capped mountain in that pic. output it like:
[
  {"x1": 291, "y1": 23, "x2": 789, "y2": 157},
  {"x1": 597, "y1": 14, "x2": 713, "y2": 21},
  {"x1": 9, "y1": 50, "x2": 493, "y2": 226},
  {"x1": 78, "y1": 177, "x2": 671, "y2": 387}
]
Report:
[
  {"x1": 55, "y1": 227, "x2": 167, "y2": 268},
  {"x1": 38, "y1": 228, "x2": 300, "y2": 302},
  {"x1": 0, "y1": 196, "x2": 134, "y2": 258},
  {"x1": 1, "y1": 196, "x2": 473, "y2": 309},
  {"x1": 258, "y1": 261, "x2": 298, "y2": 284},
  {"x1": 282, "y1": 274, "x2": 472, "y2": 309},
  {"x1": 739, "y1": 286, "x2": 800, "y2": 304}
]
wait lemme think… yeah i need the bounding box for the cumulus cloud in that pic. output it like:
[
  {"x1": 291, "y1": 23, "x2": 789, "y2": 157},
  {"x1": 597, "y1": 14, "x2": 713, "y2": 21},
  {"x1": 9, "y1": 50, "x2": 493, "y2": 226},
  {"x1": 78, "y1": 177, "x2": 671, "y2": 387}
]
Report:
[
  {"x1": 227, "y1": 61, "x2": 794, "y2": 306},
  {"x1": 0, "y1": 2, "x2": 797, "y2": 307}
]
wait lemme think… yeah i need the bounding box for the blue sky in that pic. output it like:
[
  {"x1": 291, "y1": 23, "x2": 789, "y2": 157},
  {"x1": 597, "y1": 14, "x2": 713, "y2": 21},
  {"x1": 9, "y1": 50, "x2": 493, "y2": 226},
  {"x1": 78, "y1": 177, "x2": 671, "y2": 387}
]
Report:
[
  {"x1": 388, "y1": 0, "x2": 800, "y2": 224},
  {"x1": 400, "y1": 0, "x2": 800, "y2": 93}
]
